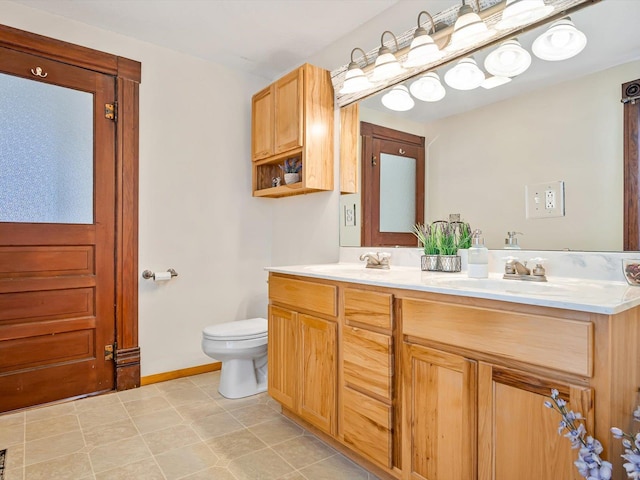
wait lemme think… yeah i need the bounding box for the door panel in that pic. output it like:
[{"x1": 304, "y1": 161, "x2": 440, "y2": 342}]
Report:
[
  {"x1": 361, "y1": 123, "x2": 425, "y2": 247},
  {"x1": 299, "y1": 313, "x2": 337, "y2": 435},
  {"x1": 0, "y1": 47, "x2": 116, "y2": 412}
]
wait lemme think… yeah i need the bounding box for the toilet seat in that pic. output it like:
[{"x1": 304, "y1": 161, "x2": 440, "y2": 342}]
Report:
[{"x1": 203, "y1": 317, "x2": 267, "y2": 341}]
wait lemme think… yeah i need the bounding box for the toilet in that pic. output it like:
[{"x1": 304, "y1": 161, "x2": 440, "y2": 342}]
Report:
[{"x1": 201, "y1": 317, "x2": 268, "y2": 399}]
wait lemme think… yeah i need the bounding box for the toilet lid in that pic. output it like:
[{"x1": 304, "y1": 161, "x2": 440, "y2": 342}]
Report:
[{"x1": 203, "y1": 317, "x2": 268, "y2": 341}]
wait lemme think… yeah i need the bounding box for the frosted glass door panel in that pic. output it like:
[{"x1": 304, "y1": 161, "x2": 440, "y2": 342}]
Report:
[
  {"x1": 379, "y1": 153, "x2": 416, "y2": 233},
  {"x1": 0, "y1": 72, "x2": 94, "y2": 224}
]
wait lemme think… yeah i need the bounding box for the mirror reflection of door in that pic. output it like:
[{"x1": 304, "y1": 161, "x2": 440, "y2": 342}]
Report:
[
  {"x1": 0, "y1": 47, "x2": 116, "y2": 412},
  {"x1": 361, "y1": 122, "x2": 425, "y2": 246}
]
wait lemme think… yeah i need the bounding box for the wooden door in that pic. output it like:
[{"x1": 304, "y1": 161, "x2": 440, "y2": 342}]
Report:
[
  {"x1": 299, "y1": 313, "x2": 336, "y2": 435},
  {"x1": 403, "y1": 343, "x2": 477, "y2": 480},
  {"x1": 478, "y1": 363, "x2": 592, "y2": 480},
  {"x1": 0, "y1": 47, "x2": 116, "y2": 412},
  {"x1": 251, "y1": 85, "x2": 273, "y2": 161},
  {"x1": 267, "y1": 305, "x2": 299, "y2": 411},
  {"x1": 274, "y1": 67, "x2": 303, "y2": 155},
  {"x1": 361, "y1": 122, "x2": 425, "y2": 247}
]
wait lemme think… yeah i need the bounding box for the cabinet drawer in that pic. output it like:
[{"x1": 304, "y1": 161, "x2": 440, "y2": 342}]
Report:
[
  {"x1": 342, "y1": 386, "x2": 392, "y2": 469},
  {"x1": 344, "y1": 288, "x2": 392, "y2": 330},
  {"x1": 269, "y1": 275, "x2": 337, "y2": 317},
  {"x1": 402, "y1": 299, "x2": 592, "y2": 377},
  {"x1": 343, "y1": 325, "x2": 392, "y2": 400}
]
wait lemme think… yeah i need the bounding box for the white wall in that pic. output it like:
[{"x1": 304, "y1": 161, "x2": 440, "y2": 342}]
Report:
[
  {"x1": 423, "y1": 61, "x2": 637, "y2": 251},
  {"x1": 2, "y1": 2, "x2": 279, "y2": 376}
]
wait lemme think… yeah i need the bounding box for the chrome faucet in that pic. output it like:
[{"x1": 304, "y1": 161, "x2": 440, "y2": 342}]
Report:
[
  {"x1": 359, "y1": 252, "x2": 391, "y2": 269},
  {"x1": 504, "y1": 258, "x2": 547, "y2": 282}
]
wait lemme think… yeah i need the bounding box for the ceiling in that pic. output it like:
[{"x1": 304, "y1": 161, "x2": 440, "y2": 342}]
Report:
[
  {"x1": 9, "y1": 0, "x2": 640, "y2": 122},
  {"x1": 8, "y1": 0, "x2": 406, "y2": 79}
]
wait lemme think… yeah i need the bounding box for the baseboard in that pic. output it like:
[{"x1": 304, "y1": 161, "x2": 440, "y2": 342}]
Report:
[{"x1": 140, "y1": 362, "x2": 221, "y2": 386}]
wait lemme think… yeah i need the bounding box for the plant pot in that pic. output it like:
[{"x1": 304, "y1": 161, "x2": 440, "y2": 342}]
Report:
[
  {"x1": 440, "y1": 255, "x2": 461, "y2": 273},
  {"x1": 284, "y1": 173, "x2": 300, "y2": 185},
  {"x1": 421, "y1": 255, "x2": 440, "y2": 271}
]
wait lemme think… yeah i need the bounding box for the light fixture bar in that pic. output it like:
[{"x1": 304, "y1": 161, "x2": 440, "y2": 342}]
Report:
[{"x1": 334, "y1": 0, "x2": 602, "y2": 107}]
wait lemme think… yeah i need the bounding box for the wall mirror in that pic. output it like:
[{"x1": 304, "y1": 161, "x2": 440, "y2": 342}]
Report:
[{"x1": 339, "y1": 0, "x2": 640, "y2": 251}]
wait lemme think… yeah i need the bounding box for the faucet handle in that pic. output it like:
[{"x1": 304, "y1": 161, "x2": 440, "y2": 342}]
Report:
[{"x1": 528, "y1": 257, "x2": 547, "y2": 276}]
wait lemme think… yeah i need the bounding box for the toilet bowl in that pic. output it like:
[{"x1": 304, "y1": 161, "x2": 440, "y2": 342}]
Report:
[{"x1": 201, "y1": 317, "x2": 268, "y2": 399}]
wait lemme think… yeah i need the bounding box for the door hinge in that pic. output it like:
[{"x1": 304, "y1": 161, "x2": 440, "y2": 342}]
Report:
[
  {"x1": 105, "y1": 102, "x2": 117, "y2": 121},
  {"x1": 104, "y1": 344, "x2": 116, "y2": 361},
  {"x1": 371, "y1": 155, "x2": 377, "y2": 166}
]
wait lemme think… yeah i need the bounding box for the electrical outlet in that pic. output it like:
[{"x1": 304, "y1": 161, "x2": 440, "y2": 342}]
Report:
[
  {"x1": 526, "y1": 181, "x2": 565, "y2": 219},
  {"x1": 545, "y1": 189, "x2": 556, "y2": 209}
]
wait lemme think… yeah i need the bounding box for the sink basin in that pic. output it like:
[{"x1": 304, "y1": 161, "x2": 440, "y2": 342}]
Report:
[
  {"x1": 302, "y1": 264, "x2": 371, "y2": 274},
  {"x1": 428, "y1": 276, "x2": 576, "y2": 296}
]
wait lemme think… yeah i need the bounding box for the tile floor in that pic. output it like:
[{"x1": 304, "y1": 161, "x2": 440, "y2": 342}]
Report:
[{"x1": 0, "y1": 371, "x2": 379, "y2": 480}]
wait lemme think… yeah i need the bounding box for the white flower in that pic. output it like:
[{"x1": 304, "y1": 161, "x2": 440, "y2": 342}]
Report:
[{"x1": 612, "y1": 427, "x2": 624, "y2": 438}]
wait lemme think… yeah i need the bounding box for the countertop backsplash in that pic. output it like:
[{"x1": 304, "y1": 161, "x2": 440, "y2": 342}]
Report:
[{"x1": 338, "y1": 247, "x2": 639, "y2": 283}]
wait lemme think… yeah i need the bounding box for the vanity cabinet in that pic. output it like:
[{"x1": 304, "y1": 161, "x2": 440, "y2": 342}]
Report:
[
  {"x1": 401, "y1": 297, "x2": 598, "y2": 480},
  {"x1": 267, "y1": 271, "x2": 640, "y2": 480},
  {"x1": 267, "y1": 275, "x2": 337, "y2": 435},
  {"x1": 251, "y1": 63, "x2": 334, "y2": 198},
  {"x1": 340, "y1": 288, "x2": 394, "y2": 469}
]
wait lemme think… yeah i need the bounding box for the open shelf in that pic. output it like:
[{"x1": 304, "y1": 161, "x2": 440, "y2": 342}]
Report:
[{"x1": 253, "y1": 182, "x2": 304, "y2": 198}]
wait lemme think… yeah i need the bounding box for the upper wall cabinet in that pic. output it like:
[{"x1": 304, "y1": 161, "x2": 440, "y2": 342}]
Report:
[{"x1": 251, "y1": 63, "x2": 334, "y2": 198}]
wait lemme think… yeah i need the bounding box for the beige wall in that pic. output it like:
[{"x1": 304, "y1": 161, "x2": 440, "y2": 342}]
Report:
[{"x1": 2, "y1": 2, "x2": 283, "y2": 376}]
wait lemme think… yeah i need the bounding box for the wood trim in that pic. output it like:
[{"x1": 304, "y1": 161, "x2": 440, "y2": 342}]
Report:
[
  {"x1": 0, "y1": 24, "x2": 117, "y2": 75},
  {"x1": 623, "y1": 78, "x2": 640, "y2": 250},
  {"x1": 0, "y1": 23, "x2": 141, "y2": 392},
  {"x1": 140, "y1": 362, "x2": 221, "y2": 386},
  {"x1": 360, "y1": 122, "x2": 424, "y2": 146},
  {"x1": 117, "y1": 56, "x2": 142, "y2": 83},
  {"x1": 115, "y1": 74, "x2": 141, "y2": 390},
  {"x1": 340, "y1": 103, "x2": 359, "y2": 194}
]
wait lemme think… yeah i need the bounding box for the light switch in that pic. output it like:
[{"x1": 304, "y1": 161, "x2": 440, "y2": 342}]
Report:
[{"x1": 525, "y1": 181, "x2": 565, "y2": 219}]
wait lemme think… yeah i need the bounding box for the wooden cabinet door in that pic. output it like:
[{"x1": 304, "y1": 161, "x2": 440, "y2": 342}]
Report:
[
  {"x1": 274, "y1": 67, "x2": 303, "y2": 155},
  {"x1": 299, "y1": 313, "x2": 337, "y2": 435},
  {"x1": 251, "y1": 85, "x2": 273, "y2": 161},
  {"x1": 403, "y1": 343, "x2": 477, "y2": 480},
  {"x1": 478, "y1": 363, "x2": 592, "y2": 480},
  {"x1": 267, "y1": 305, "x2": 299, "y2": 411}
]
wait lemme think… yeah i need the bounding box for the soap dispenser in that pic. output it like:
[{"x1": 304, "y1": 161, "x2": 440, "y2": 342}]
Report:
[
  {"x1": 504, "y1": 231, "x2": 522, "y2": 250},
  {"x1": 468, "y1": 229, "x2": 489, "y2": 279}
]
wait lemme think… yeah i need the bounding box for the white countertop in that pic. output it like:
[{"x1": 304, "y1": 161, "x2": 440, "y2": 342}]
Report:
[{"x1": 266, "y1": 263, "x2": 640, "y2": 314}]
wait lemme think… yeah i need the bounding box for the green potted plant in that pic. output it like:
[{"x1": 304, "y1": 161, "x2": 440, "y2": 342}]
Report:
[
  {"x1": 280, "y1": 158, "x2": 302, "y2": 185},
  {"x1": 413, "y1": 223, "x2": 440, "y2": 271},
  {"x1": 435, "y1": 221, "x2": 461, "y2": 272}
]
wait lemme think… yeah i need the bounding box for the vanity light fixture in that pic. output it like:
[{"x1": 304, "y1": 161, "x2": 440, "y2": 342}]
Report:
[
  {"x1": 446, "y1": 0, "x2": 495, "y2": 52},
  {"x1": 496, "y1": 0, "x2": 554, "y2": 30},
  {"x1": 403, "y1": 11, "x2": 444, "y2": 68},
  {"x1": 339, "y1": 47, "x2": 374, "y2": 94},
  {"x1": 481, "y1": 75, "x2": 512, "y2": 89},
  {"x1": 484, "y1": 39, "x2": 532, "y2": 77},
  {"x1": 531, "y1": 17, "x2": 587, "y2": 61},
  {"x1": 444, "y1": 57, "x2": 485, "y2": 90},
  {"x1": 381, "y1": 85, "x2": 415, "y2": 111},
  {"x1": 371, "y1": 31, "x2": 404, "y2": 82},
  {"x1": 409, "y1": 72, "x2": 446, "y2": 102}
]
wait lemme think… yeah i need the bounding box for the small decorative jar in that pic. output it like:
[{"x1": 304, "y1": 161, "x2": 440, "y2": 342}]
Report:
[
  {"x1": 439, "y1": 254, "x2": 461, "y2": 273},
  {"x1": 421, "y1": 255, "x2": 440, "y2": 271},
  {"x1": 284, "y1": 173, "x2": 300, "y2": 185}
]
